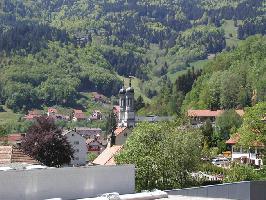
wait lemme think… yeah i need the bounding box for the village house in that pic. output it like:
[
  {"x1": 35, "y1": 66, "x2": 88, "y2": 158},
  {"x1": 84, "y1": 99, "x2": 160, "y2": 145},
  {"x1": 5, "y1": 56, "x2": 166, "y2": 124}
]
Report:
[
  {"x1": 62, "y1": 130, "x2": 88, "y2": 166},
  {"x1": 47, "y1": 107, "x2": 70, "y2": 121},
  {"x1": 0, "y1": 146, "x2": 40, "y2": 165},
  {"x1": 0, "y1": 133, "x2": 25, "y2": 147},
  {"x1": 226, "y1": 134, "x2": 264, "y2": 167},
  {"x1": 92, "y1": 145, "x2": 123, "y2": 165},
  {"x1": 86, "y1": 138, "x2": 107, "y2": 155},
  {"x1": 74, "y1": 127, "x2": 102, "y2": 139},
  {"x1": 47, "y1": 108, "x2": 58, "y2": 116},
  {"x1": 91, "y1": 92, "x2": 107, "y2": 103},
  {"x1": 24, "y1": 110, "x2": 42, "y2": 121},
  {"x1": 90, "y1": 110, "x2": 103, "y2": 121},
  {"x1": 72, "y1": 109, "x2": 87, "y2": 122},
  {"x1": 113, "y1": 127, "x2": 132, "y2": 146},
  {"x1": 187, "y1": 109, "x2": 245, "y2": 127}
]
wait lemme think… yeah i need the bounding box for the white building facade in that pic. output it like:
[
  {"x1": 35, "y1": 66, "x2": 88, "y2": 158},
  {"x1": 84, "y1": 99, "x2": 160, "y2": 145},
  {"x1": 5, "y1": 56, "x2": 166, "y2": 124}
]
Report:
[
  {"x1": 63, "y1": 130, "x2": 87, "y2": 166},
  {"x1": 231, "y1": 146, "x2": 263, "y2": 166}
]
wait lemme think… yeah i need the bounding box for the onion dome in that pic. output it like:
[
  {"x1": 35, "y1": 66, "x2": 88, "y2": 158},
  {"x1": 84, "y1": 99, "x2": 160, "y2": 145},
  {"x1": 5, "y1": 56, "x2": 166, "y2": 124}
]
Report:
[
  {"x1": 119, "y1": 87, "x2": 126, "y2": 94},
  {"x1": 126, "y1": 87, "x2": 134, "y2": 93},
  {"x1": 119, "y1": 80, "x2": 126, "y2": 94},
  {"x1": 126, "y1": 78, "x2": 134, "y2": 93}
]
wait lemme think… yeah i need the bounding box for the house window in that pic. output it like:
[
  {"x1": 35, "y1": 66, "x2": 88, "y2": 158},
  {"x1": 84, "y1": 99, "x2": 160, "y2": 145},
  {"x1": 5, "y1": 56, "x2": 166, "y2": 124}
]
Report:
[
  {"x1": 75, "y1": 149, "x2": 80, "y2": 153},
  {"x1": 242, "y1": 148, "x2": 248, "y2": 153},
  {"x1": 124, "y1": 132, "x2": 128, "y2": 137},
  {"x1": 75, "y1": 157, "x2": 79, "y2": 160},
  {"x1": 233, "y1": 146, "x2": 241, "y2": 153},
  {"x1": 74, "y1": 141, "x2": 79, "y2": 145},
  {"x1": 250, "y1": 148, "x2": 255, "y2": 154}
]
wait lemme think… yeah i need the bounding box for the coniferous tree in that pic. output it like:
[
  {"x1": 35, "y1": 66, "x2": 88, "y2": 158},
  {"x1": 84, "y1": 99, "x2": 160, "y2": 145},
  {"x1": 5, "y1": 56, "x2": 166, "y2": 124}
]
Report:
[
  {"x1": 201, "y1": 119, "x2": 215, "y2": 147},
  {"x1": 105, "y1": 111, "x2": 117, "y2": 144},
  {"x1": 135, "y1": 96, "x2": 145, "y2": 112}
]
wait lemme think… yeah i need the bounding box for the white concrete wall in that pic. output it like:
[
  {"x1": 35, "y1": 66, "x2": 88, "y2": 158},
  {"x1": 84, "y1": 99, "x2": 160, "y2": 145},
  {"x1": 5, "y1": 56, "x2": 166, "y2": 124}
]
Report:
[{"x1": 0, "y1": 165, "x2": 135, "y2": 200}]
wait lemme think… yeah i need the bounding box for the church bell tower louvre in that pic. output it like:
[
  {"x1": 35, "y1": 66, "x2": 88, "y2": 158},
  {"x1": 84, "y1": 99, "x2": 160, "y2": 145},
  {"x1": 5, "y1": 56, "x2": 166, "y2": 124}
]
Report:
[{"x1": 118, "y1": 78, "x2": 135, "y2": 128}]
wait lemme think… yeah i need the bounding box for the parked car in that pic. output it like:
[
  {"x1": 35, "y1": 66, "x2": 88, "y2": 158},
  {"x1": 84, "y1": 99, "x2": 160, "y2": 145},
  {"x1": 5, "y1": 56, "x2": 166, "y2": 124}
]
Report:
[{"x1": 211, "y1": 157, "x2": 229, "y2": 166}]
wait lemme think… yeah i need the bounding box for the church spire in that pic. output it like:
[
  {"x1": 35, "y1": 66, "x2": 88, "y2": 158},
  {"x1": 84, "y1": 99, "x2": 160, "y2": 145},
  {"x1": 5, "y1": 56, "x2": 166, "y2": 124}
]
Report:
[{"x1": 129, "y1": 77, "x2": 132, "y2": 87}]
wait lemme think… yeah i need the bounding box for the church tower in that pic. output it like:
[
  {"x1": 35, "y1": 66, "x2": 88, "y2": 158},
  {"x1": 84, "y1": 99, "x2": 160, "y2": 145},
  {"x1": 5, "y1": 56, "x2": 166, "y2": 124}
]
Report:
[
  {"x1": 118, "y1": 78, "x2": 135, "y2": 128},
  {"x1": 118, "y1": 80, "x2": 126, "y2": 127}
]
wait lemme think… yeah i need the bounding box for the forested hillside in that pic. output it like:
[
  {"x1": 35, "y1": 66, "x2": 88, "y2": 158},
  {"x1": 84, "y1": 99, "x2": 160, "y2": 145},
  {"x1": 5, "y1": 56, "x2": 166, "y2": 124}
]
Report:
[
  {"x1": 0, "y1": 0, "x2": 265, "y2": 113},
  {"x1": 182, "y1": 35, "x2": 266, "y2": 111}
]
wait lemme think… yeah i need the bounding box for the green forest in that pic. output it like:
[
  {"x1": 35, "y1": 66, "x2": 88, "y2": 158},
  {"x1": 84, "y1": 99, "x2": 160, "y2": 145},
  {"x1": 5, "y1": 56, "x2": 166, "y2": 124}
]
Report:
[{"x1": 0, "y1": 0, "x2": 265, "y2": 115}]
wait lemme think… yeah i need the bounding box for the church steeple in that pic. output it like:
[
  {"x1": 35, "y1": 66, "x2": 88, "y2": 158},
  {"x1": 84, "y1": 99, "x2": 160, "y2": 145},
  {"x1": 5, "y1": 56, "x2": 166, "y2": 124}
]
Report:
[
  {"x1": 119, "y1": 80, "x2": 126, "y2": 94},
  {"x1": 118, "y1": 77, "x2": 135, "y2": 128}
]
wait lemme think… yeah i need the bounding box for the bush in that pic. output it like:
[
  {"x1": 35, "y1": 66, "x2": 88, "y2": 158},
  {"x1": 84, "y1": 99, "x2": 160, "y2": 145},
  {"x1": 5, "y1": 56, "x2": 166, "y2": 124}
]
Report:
[
  {"x1": 224, "y1": 163, "x2": 259, "y2": 182},
  {"x1": 200, "y1": 162, "x2": 226, "y2": 175}
]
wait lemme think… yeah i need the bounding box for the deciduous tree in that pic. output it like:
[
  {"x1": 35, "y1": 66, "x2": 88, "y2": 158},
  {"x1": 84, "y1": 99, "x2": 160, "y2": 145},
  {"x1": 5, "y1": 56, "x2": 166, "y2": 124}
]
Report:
[
  {"x1": 21, "y1": 116, "x2": 74, "y2": 167},
  {"x1": 216, "y1": 110, "x2": 243, "y2": 141},
  {"x1": 116, "y1": 122, "x2": 202, "y2": 191},
  {"x1": 238, "y1": 102, "x2": 266, "y2": 147}
]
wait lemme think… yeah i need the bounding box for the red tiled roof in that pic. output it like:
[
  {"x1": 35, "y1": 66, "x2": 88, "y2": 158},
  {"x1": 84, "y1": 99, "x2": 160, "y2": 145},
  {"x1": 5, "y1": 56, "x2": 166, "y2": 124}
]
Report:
[
  {"x1": 188, "y1": 110, "x2": 223, "y2": 117},
  {"x1": 48, "y1": 108, "x2": 58, "y2": 114},
  {"x1": 24, "y1": 114, "x2": 41, "y2": 120},
  {"x1": 226, "y1": 134, "x2": 240, "y2": 145},
  {"x1": 252, "y1": 141, "x2": 264, "y2": 147},
  {"x1": 188, "y1": 109, "x2": 244, "y2": 117},
  {"x1": 24, "y1": 110, "x2": 42, "y2": 120},
  {"x1": 24, "y1": 115, "x2": 34, "y2": 120},
  {"x1": 93, "y1": 145, "x2": 123, "y2": 165},
  {"x1": 0, "y1": 134, "x2": 24, "y2": 143},
  {"x1": 74, "y1": 113, "x2": 86, "y2": 119},
  {"x1": 226, "y1": 134, "x2": 264, "y2": 147},
  {"x1": 0, "y1": 146, "x2": 40, "y2": 165},
  {"x1": 28, "y1": 110, "x2": 40, "y2": 115},
  {"x1": 7, "y1": 133, "x2": 25, "y2": 142},
  {"x1": 74, "y1": 109, "x2": 83, "y2": 114},
  {"x1": 114, "y1": 127, "x2": 127, "y2": 136}
]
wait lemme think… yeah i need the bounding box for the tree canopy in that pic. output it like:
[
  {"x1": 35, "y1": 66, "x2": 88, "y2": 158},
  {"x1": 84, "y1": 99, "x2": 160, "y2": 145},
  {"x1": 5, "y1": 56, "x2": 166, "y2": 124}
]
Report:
[
  {"x1": 21, "y1": 116, "x2": 74, "y2": 167},
  {"x1": 216, "y1": 110, "x2": 243, "y2": 141},
  {"x1": 182, "y1": 35, "x2": 266, "y2": 111},
  {"x1": 0, "y1": 0, "x2": 265, "y2": 113},
  {"x1": 116, "y1": 122, "x2": 202, "y2": 191},
  {"x1": 238, "y1": 102, "x2": 266, "y2": 147}
]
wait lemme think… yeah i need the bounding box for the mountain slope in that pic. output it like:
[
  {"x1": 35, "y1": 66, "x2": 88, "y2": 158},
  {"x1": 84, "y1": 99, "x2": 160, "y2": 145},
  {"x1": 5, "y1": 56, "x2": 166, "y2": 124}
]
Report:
[{"x1": 0, "y1": 0, "x2": 265, "y2": 112}]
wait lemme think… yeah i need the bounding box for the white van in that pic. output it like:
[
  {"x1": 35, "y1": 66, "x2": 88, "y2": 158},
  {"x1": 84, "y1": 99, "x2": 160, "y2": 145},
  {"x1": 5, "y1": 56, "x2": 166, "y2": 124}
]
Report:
[{"x1": 211, "y1": 157, "x2": 229, "y2": 166}]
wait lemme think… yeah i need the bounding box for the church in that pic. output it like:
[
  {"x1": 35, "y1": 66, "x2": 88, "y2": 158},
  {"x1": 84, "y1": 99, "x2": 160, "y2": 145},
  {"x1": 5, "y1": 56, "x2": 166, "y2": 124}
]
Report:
[
  {"x1": 110, "y1": 78, "x2": 136, "y2": 146},
  {"x1": 118, "y1": 78, "x2": 135, "y2": 128},
  {"x1": 112, "y1": 78, "x2": 173, "y2": 146}
]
